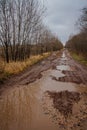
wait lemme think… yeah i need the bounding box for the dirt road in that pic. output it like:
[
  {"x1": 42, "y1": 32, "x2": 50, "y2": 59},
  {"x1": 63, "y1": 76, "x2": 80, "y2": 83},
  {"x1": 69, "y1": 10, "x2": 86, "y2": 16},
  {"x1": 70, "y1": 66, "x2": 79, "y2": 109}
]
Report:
[{"x1": 0, "y1": 50, "x2": 87, "y2": 130}]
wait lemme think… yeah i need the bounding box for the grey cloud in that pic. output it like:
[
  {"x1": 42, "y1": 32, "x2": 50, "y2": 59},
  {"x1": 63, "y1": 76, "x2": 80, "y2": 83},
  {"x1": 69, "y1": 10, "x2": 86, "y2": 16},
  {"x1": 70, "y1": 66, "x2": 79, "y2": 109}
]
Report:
[{"x1": 41, "y1": 0, "x2": 87, "y2": 44}]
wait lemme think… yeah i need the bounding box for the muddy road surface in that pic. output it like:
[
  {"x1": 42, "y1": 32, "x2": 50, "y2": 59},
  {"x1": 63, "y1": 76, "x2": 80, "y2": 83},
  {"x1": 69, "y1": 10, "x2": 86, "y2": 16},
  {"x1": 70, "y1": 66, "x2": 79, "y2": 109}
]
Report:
[{"x1": 0, "y1": 50, "x2": 87, "y2": 130}]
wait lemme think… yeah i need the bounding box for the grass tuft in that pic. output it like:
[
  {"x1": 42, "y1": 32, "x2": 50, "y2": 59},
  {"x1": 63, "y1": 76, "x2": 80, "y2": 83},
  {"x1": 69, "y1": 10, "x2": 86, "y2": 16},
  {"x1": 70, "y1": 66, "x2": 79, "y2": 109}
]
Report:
[
  {"x1": 71, "y1": 52, "x2": 87, "y2": 66},
  {"x1": 0, "y1": 53, "x2": 50, "y2": 83},
  {"x1": 5, "y1": 53, "x2": 50, "y2": 75}
]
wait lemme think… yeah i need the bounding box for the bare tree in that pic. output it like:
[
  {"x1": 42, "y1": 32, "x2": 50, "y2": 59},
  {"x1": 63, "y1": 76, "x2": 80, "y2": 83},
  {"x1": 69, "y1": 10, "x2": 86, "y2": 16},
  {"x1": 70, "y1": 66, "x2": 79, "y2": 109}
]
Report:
[
  {"x1": 0, "y1": 0, "x2": 45, "y2": 62},
  {"x1": 0, "y1": 0, "x2": 11, "y2": 62},
  {"x1": 78, "y1": 7, "x2": 87, "y2": 33},
  {"x1": 0, "y1": 0, "x2": 63, "y2": 63}
]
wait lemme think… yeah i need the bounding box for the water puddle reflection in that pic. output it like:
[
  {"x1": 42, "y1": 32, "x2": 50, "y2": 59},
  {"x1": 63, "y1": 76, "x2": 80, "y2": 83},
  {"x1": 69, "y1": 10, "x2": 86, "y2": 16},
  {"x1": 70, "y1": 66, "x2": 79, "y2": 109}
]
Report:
[
  {"x1": 0, "y1": 51, "x2": 87, "y2": 130},
  {"x1": 0, "y1": 69, "x2": 84, "y2": 130},
  {"x1": 56, "y1": 65, "x2": 71, "y2": 71}
]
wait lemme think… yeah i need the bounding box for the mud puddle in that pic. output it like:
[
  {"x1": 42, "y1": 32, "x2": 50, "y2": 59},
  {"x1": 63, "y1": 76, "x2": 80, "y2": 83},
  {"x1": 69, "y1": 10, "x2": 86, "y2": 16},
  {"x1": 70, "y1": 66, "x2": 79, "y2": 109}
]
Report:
[
  {"x1": 56, "y1": 65, "x2": 71, "y2": 71},
  {"x1": 43, "y1": 88, "x2": 87, "y2": 130},
  {"x1": 0, "y1": 68, "x2": 87, "y2": 130},
  {"x1": 0, "y1": 50, "x2": 87, "y2": 130},
  {"x1": 59, "y1": 52, "x2": 68, "y2": 65},
  {"x1": 0, "y1": 84, "x2": 59, "y2": 130}
]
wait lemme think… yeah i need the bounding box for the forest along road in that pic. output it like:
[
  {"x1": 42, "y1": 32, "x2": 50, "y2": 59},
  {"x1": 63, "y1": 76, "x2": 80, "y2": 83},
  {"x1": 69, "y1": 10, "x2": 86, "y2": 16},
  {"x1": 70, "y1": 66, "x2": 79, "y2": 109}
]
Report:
[{"x1": 0, "y1": 49, "x2": 87, "y2": 130}]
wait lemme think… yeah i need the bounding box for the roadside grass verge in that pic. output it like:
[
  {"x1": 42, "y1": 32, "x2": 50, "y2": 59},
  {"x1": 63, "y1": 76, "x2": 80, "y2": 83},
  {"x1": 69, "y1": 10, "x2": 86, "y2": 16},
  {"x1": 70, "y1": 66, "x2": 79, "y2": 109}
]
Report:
[
  {"x1": 0, "y1": 53, "x2": 50, "y2": 84},
  {"x1": 71, "y1": 52, "x2": 87, "y2": 66}
]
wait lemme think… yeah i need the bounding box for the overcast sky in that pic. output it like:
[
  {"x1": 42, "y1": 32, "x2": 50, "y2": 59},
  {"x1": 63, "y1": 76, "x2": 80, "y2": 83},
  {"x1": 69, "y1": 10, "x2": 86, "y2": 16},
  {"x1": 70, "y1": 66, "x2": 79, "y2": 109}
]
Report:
[{"x1": 40, "y1": 0, "x2": 87, "y2": 44}]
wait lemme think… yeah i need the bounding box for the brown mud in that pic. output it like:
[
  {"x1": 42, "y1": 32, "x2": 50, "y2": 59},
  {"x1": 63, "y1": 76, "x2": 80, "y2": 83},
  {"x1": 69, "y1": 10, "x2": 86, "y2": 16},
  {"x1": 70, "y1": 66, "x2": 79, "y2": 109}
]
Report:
[
  {"x1": 0, "y1": 51, "x2": 61, "y2": 90},
  {"x1": 43, "y1": 90, "x2": 87, "y2": 130},
  {"x1": 46, "y1": 90, "x2": 81, "y2": 118},
  {"x1": 0, "y1": 49, "x2": 87, "y2": 130}
]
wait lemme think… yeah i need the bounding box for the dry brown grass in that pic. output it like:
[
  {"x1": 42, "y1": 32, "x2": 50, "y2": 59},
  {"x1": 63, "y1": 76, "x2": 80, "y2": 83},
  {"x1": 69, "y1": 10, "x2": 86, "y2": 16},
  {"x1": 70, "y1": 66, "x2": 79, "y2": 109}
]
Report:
[
  {"x1": 0, "y1": 53, "x2": 50, "y2": 83},
  {"x1": 4, "y1": 53, "x2": 50, "y2": 75},
  {"x1": 0, "y1": 59, "x2": 5, "y2": 74}
]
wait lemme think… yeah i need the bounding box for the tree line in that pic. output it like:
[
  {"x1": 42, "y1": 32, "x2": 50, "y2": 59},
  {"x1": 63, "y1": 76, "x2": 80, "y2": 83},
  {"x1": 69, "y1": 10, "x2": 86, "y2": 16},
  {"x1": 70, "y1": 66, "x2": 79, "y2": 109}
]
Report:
[
  {"x1": 66, "y1": 7, "x2": 87, "y2": 57},
  {"x1": 0, "y1": 0, "x2": 63, "y2": 63}
]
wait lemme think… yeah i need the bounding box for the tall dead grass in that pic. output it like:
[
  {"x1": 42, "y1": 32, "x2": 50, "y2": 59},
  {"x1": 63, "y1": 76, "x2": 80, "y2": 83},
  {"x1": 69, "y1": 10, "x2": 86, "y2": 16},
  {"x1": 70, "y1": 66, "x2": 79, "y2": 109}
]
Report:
[
  {"x1": 0, "y1": 59, "x2": 5, "y2": 74},
  {"x1": 4, "y1": 53, "x2": 50, "y2": 75}
]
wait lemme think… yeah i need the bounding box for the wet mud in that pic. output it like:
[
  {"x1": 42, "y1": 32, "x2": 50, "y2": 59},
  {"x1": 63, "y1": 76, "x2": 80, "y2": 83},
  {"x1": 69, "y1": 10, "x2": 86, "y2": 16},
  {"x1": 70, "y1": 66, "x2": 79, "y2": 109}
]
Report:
[
  {"x1": 0, "y1": 51, "x2": 61, "y2": 89},
  {"x1": 0, "y1": 49, "x2": 87, "y2": 130},
  {"x1": 52, "y1": 51, "x2": 87, "y2": 85},
  {"x1": 57, "y1": 70, "x2": 87, "y2": 84},
  {"x1": 46, "y1": 90, "x2": 81, "y2": 118},
  {"x1": 42, "y1": 90, "x2": 87, "y2": 130}
]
